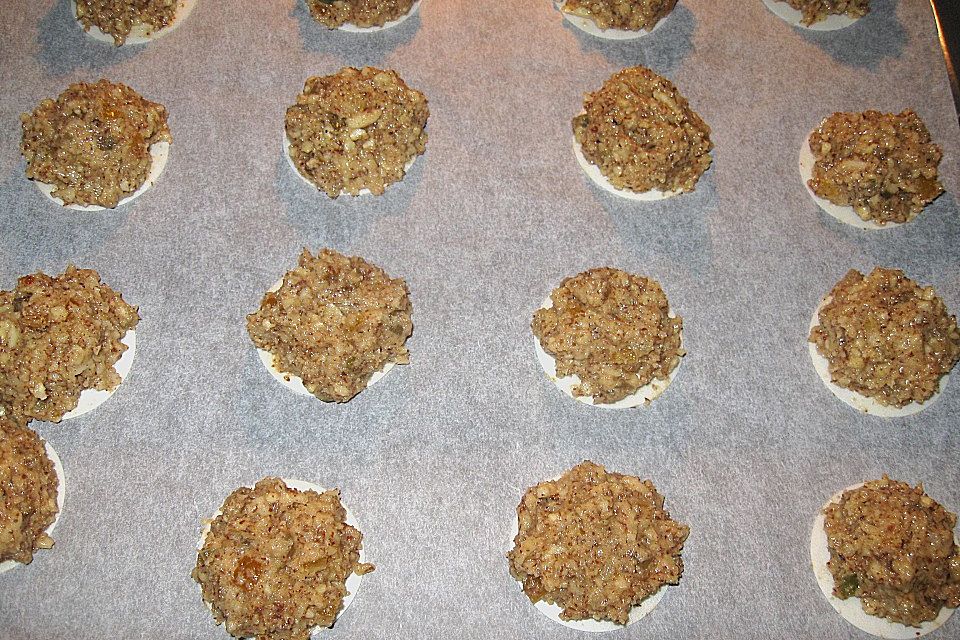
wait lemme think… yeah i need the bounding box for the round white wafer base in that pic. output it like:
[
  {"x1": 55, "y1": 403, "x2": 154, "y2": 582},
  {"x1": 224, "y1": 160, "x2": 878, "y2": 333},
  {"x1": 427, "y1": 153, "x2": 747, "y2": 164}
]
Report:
[
  {"x1": 336, "y1": 0, "x2": 420, "y2": 32},
  {"x1": 573, "y1": 138, "x2": 682, "y2": 201},
  {"x1": 0, "y1": 441, "x2": 66, "y2": 574},
  {"x1": 197, "y1": 478, "x2": 367, "y2": 631},
  {"x1": 810, "y1": 483, "x2": 957, "y2": 638},
  {"x1": 73, "y1": 0, "x2": 198, "y2": 44},
  {"x1": 34, "y1": 141, "x2": 170, "y2": 211},
  {"x1": 807, "y1": 298, "x2": 947, "y2": 416},
  {"x1": 554, "y1": 0, "x2": 668, "y2": 39},
  {"x1": 533, "y1": 297, "x2": 681, "y2": 409},
  {"x1": 61, "y1": 329, "x2": 137, "y2": 421},
  {"x1": 283, "y1": 134, "x2": 416, "y2": 197},
  {"x1": 798, "y1": 135, "x2": 897, "y2": 230},
  {"x1": 508, "y1": 513, "x2": 668, "y2": 631},
  {"x1": 762, "y1": 0, "x2": 859, "y2": 31},
  {"x1": 254, "y1": 279, "x2": 395, "y2": 398},
  {"x1": 532, "y1": 583, "x2": 665, "y2": 632}
]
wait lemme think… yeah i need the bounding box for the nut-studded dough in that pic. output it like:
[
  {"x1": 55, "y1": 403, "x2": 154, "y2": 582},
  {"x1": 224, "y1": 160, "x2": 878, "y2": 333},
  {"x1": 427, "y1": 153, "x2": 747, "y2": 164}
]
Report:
[
  {"x1": 809, "y1": 268, "x2": 959, "y2": 408},
  {"x1": 193, "y1": 478, "x2": 374, "y2": 640},
  {"x1": 75, "y1": 0, "x2": 178, "y2": 46},
  {"x1": 21, "y1": 79, "x2": 171, "y2": 208},
  {"x1": 573, "y1": 66, "x2": 712, "y2": 195},
  {"x1": 0, "y1": 414, "x2": 59, "y2": 565},
  {"x1": 824, "y1": 477, "x2": 960, "y2": 626},
  {"x1": 508, "y1": 461, "x2": 689, "y2": 624},
  {"x1": 307, "y1": 0, "x2": 415, "y2": 28},
  {"x1": 561, "y1": 0, "x2": 676, "y2": 31},
  {"x1": 246, "y1": 249, "x2": 413, "y2": 402},
  {"x1": 0, "y1": 266, "x2": 139, "y2": 423},
  {"x1": 532, "y1": 267, "x2": 683, "y2": 405},
  {"x1": 785, "y1": 0, "x2": 869, "y2": 25},
  {"x1": 285, "y1": 67, "x2": 428, "y2": 197},
  {"x1": 808, "y1": 110, "x2": 943, "y2": 225}
]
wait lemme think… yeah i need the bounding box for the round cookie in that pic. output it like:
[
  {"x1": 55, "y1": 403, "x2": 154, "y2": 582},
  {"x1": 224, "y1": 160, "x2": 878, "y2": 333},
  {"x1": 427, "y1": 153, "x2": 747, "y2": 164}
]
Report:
[
  {"x1": 508, "y1": 462, "x2": 688, "y2": 630},
  {"x1": 246, "y1": 249, "x2": 413, "y2": 403},
  {"x1": 533, "y1": 297, "x2": 682, "y2": 409},
  {"x1": 807, "y1": 267, "x2": 958, "y2": 417},
  {"x1": 572, "y1": 67, "x2": 712, "y2": 199},
  {"x1": 762, "y1": 0, "x2": 861, "y2": 31},
  {"x1": 800, "y1": 110, "x2": 944, "y2": 228},
  {"x1": 810, "y1": 483, "x2": 957, "y2": 638},
  {"x1": 21, "y1": 80, "x2": 173, "y2": 210},
  {"x1": 0, "y1": 266, "x2": 140, "y2": 423},
  {"x1": 254, "y1": 279, "x2": 396, "y2": 397},
  {"x1": 72, "y1": 0, "x2": 199, "y2": 45},
  {"x1": 0, "y1": 440, "x2": 65, "y2": 575},
  {"x1": 808, "y1": 298, "x2": 946, "y2": 416},
  {"x1": 553, "y1": 0, "x2": 669, "y2": 39},
  {"x1": 284, "y1": 67, "x2": 428, "y2": 198},
  {"x1": 191, "y1": 477, "x2": 374, "y2": 637},
  {"x1": 531, "y1": 268, "x2": 684, "y2": 408},
  {"x1": 196, "y1": 478, "x2": 367, "y2": 625},
  {"x1": 35, "y1": 142, "x2": 169, "y2": 212}
]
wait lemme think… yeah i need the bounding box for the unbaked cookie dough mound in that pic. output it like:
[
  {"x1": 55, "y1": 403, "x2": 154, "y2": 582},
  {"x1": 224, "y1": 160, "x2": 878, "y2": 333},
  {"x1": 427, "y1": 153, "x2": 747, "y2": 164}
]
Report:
[
  {"x1": 74, "y1": 0, "x2": 198, "y2": 46},
  {"x1": 247, "y1": 249, "x2": 413, "y2": 403},
  {"x1": 0, "y1": 414, "x2": 60, "y2": 567},
  {"x1": 811, "y1": 478, "x2": 959, "y2": 637},
  {"x1": 558, "y1": 0, "x2": 676, "y2": 36},
  {"x1": 532, "y1": 267, "x2": 684, "y2": 407},
  {"x1": 0, "y1": 266, "x2": 139, "y2": 423},
  {"x1": 572, "y1": 66, "x2": 712, "y2": 199},
  {"x1": 307, "y1": 0, "x2": 417, "y2": 30},
  {"x1": 21, "y1": 79, "x2": 172, "y2": 210},
  {"x1": 808, "y1": 268, "x2": 959, "y2": 415},
  {"x1": 805, "y1": 110, "x2": 944, "y2": 227},
  {"x1": 508, "y1": 461, "x2": 689, "y2": 629},
  {"x1": 193, "y1": 477, "x2": 374, "y2": 640},
  {"x1": 285, "y1": 67, "x2": 428, "y2": 198}
]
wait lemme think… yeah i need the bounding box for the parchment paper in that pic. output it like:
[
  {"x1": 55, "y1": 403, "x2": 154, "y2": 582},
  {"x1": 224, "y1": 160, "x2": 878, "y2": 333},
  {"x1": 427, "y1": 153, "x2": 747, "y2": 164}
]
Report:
[{"x1": 1, "y1": 1, "x2": 958, "y2": 638}]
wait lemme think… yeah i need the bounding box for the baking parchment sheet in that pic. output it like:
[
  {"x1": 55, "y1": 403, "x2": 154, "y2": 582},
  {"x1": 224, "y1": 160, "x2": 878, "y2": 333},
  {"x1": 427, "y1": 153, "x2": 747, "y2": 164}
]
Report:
[{"x1": 1, "y1": 0, "x2": 959, "y2": 638}]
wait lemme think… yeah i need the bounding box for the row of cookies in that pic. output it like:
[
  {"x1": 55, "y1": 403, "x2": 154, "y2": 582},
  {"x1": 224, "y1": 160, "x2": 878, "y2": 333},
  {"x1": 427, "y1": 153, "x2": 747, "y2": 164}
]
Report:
[
  {"x1": 68, "y1": 0, "x2": 876, "y2": 47},
  {"x1": 18, "y1": 64, "x2": 947, "y2": 232},
  {"x1": 4, "y1": 439, "x2": 956, "y2": 638},
  {"x1": 1, "y1": 252, "x2": 956, "y2": 432}
]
